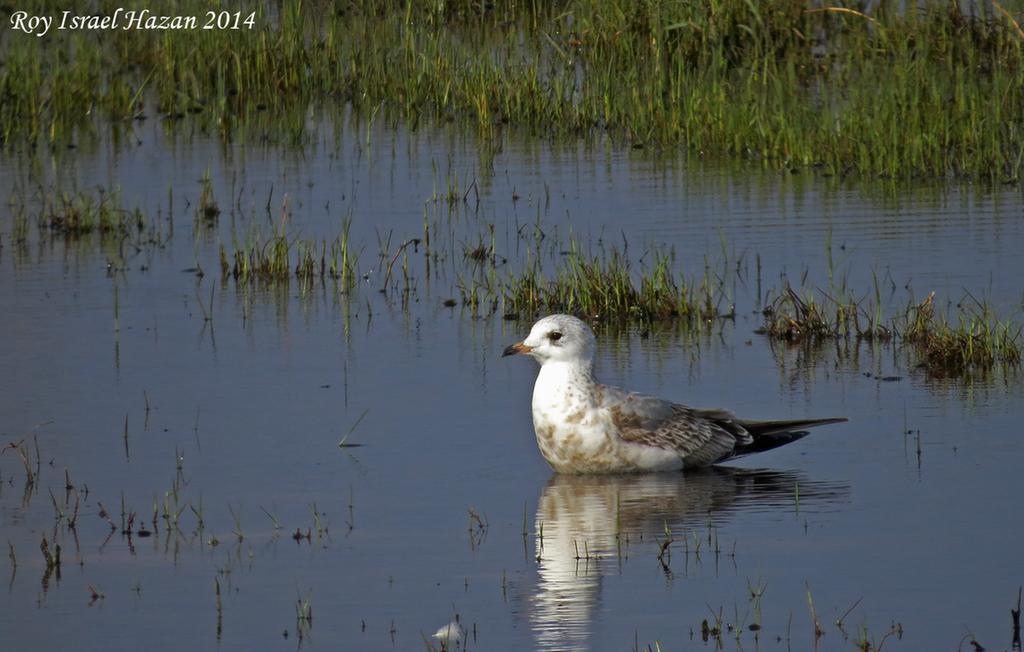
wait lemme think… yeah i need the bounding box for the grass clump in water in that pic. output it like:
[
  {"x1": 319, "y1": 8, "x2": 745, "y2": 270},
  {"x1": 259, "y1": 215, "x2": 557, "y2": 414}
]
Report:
[
  {"x1": 196, "y1": 171, "x2": 221, "y2": 227},
  {"x1": 41, "y1": 189, "x2": 145, "y2": 239},
  {"x1": 900, "y1": 292, "x2": 1022, "y2": 372},
  {"x1": 502, "y1": 243, "x2": 728, "y2": 324},
  {"x1": 761, "y1": 284, "x2": 1021, "y2": 373},
  {"x1": 228, "y1": 220, "x2": 360, "y2": 290},
  {"x1": 760, "y1": 284, "x2": 864, "y2": 342}
]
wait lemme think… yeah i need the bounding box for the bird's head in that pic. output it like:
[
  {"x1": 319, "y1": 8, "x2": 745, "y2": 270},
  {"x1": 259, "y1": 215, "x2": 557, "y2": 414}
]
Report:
[{"x1": 502, "y1": 314, "x2": 596, "y2": 366}]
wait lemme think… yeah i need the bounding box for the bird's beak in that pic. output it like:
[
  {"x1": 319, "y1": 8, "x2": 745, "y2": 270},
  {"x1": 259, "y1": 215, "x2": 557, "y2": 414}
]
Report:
[{"x1": 502, "y1": 342, "x2": 533, "y2": 357}]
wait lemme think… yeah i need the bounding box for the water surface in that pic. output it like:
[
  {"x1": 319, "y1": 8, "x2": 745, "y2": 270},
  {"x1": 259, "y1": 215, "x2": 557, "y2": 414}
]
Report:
[{"x1": 1, "y1": 120, "x2": 1022, "y2": 651}]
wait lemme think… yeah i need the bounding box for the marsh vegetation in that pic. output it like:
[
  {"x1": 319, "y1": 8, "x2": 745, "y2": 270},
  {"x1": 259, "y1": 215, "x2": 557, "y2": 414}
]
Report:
[{"x1": 3, "y1": 1, "x2": 1024, "y2": 180}]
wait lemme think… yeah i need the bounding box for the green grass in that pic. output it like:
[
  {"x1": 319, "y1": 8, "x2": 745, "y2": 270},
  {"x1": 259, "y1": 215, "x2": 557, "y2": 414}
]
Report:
[
  {"x1": 3, "y1": 1, "x2": 1024, "y2": 179},
  {"x1": 501, "y1": 243, "x2": 728, "y2": 324}
]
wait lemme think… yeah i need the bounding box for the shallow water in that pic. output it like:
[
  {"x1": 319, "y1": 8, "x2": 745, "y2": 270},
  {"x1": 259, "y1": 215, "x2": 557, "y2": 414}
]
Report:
[{"x1": 2, "y1": 120, "x2": 1023, "y2": 651}]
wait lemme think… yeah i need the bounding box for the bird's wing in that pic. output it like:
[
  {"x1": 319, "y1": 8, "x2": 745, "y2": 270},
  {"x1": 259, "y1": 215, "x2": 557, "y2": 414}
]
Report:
[{"x1": 602, "y1": 386, "x2": 753, "y2": 466}]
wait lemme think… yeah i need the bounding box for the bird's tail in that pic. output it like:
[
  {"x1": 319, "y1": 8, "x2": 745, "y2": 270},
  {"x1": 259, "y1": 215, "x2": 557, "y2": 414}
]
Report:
[
  {"x1": 742, "y1": 417, "x2": 848, "y2": 436},
  {"x1": 732, "y1": 417, "x2": 847, "y2": 457}
]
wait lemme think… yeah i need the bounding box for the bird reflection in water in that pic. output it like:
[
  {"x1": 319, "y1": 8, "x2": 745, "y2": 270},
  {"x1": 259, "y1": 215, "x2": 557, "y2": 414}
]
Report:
[{"x1": 527, "y1": 467, "x2": 849, "y2": 651}]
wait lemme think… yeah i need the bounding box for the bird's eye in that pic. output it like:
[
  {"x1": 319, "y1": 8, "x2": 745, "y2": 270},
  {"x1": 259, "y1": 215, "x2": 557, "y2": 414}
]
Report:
[{"x1": 548, "y1": 331, "x2": 562, "y2": 341}]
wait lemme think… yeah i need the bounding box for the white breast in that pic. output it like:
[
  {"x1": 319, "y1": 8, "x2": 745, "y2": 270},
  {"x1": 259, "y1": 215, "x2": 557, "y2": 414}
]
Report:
[{"x1": 530, "y1": 362, "x2": 682, "y2": 472}]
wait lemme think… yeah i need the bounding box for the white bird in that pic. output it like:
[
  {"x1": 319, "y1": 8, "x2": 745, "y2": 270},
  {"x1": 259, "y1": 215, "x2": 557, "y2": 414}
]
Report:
[
  {"x1": 432, "y1": 619, "x2": 466, "y2": 648},
  {"x1": 503, "y1": 314, "x2": 846, "y2": 473}
]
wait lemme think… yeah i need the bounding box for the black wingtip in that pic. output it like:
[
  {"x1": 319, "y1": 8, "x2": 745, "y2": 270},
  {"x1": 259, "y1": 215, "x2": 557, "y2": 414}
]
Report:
[
  {"x1": 734, "y1": 430, "x2": 812, "y2": 457},
  {"x1": 742, "y1": 417, "x2": 848, "y2": 436}
]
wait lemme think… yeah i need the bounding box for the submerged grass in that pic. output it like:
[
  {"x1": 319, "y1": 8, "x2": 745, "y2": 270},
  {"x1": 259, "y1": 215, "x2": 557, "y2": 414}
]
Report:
[
  {"x1": 39, "y1": 189, "x2": 146, "y2": 239},
  {"x1": 228, "y1": 219, "x2": 360, "y2": 289},
  {"x1": 5, "y1": 178, "x2": 1018, "y2": 378},
  {"x1": 218, "y1": 203, "x2": 1020, "y2": 377},
  {"x1": 5, "y1": 186, "x2": 166, "y2": 266},
  {"x1": 3, "y1": 0, "x2": 1024, "y2": 180}
]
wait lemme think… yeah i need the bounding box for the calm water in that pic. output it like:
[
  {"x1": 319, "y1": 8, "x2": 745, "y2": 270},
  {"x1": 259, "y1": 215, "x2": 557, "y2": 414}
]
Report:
[{"x1": 2, "y1": 119, "x2": 1023, "y2": 651}]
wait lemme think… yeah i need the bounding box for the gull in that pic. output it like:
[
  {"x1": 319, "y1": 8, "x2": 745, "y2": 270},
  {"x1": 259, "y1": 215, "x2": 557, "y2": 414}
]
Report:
[{"x1": 503, "y1": 314, "x2": 846, "y2": 473}]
